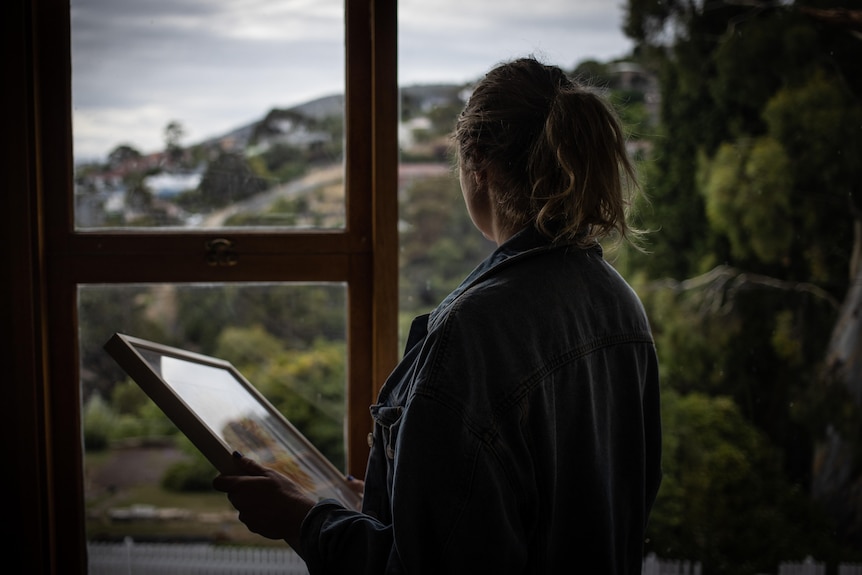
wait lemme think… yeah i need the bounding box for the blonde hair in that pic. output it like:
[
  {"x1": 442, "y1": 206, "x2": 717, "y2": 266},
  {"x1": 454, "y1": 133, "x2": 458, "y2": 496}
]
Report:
[{"x1": 455, "y1": 57, "x2": 642, "y2": 247}]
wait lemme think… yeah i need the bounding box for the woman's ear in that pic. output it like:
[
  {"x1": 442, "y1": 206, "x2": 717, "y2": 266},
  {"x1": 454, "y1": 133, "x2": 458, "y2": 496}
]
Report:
[{"x1": 472, "y1": 168, "x2": 487, "y2": 193}]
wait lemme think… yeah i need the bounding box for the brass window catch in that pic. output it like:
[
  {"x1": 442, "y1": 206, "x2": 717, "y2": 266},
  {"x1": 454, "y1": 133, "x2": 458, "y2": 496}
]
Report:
[{"x1": 205, "y1": 238, "x2": 238, "y2": 267}]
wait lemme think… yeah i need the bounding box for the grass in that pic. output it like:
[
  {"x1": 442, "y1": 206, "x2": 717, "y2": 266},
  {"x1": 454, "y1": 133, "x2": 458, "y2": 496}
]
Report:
[
  {"x1": 103, "y1": 483, "x2": 229, "y2": 511},
  {"x1": 84, "y1": 445, "x2": 279, "y2": 547}
]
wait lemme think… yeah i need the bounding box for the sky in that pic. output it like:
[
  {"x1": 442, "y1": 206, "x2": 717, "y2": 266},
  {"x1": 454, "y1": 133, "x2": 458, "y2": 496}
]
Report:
[{"x1": 71, "y1": 0, "x2": 633, "y2": 162}]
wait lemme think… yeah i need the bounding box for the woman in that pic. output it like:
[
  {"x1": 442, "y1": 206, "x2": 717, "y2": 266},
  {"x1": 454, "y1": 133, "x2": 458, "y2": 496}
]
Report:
[{"x1": 214, "y1": 56, "x2": 662, "y2": 574}]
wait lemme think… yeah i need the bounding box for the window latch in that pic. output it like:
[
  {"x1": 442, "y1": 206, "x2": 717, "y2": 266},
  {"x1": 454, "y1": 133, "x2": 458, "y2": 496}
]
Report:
[{"x1": 205, "y1": 238, "x2": 238, "y2": 267}]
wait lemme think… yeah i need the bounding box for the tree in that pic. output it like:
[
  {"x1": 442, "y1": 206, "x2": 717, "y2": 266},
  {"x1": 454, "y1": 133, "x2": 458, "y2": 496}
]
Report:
[
  {"x1": 78, "y1": 286, "x2": 169, "y2": 399},
  {"x1": 624, "y1": 0, "x2": 862, "y2": 559},
  {"x1": 164, "y1": 120, "x2": 186, "y2": 165},
  {"x1": 648, "y1": 391, "x2": 835, "y2": 574},
  {"x1": 172, "y1": 284, "x2": 346, "y2": 354},
  {"x1": 214, "y1": 325, "x2": 348, "y2": 469},
  {"x1": 399, "y1": 173, "x2": 495, "y2": 312},
  {"x1": 107, "y1": 143, "x2": 142, "y2": 169},
  {"x1": 259, "y1": 143, "x2": 307, "y2": 182},
  {"x1": 82, "y1": 394, "x2": 116, "y2": 452},
  {"x1": 197, "y1": 150, "x2": 268, "y2": 208},
  {"x1": 572, "y1": 59, "x2": 614, "y2": 86},
  {"x1": 816, "y1": 259, "x2": 862, "y2": 551}
]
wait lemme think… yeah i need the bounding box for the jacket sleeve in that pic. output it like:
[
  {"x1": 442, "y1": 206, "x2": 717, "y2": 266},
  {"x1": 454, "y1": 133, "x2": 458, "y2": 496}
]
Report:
[{"x1": 299, "y1": 501, "x2": 402, "y2": 575}]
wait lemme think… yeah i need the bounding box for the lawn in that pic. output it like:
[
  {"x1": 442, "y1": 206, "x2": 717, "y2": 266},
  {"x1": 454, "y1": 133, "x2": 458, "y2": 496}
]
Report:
[{"x1": 84, "y1": 443, "x2": 279, "y2": 547}]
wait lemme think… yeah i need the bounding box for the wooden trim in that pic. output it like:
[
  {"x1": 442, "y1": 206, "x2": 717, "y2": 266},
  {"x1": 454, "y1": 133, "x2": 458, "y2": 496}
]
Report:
[
  {"x1": 347, "y1": 253, "x2": 375, "y2": 475},
  {"x1": 49, "y1": 254, "x2": 353, "y2": 283},
  {"x1": 3, "y1": 0, "x2": 52, "y2": 572},
  {"x1": 345, "y1": 0, "x2": 373, "y2": 241},
  {"x1": 22, "y1": 0, "x2": 401, "y2": 571},
  {"x1": 45, "y1": 277, "x2": 86, "y2": 573},
  {"x1": 371, "y1": 0, "x2": 400, "y2": 399},
  {"x1": 38, "y1": 0, "x2": 76, "y2": 245},
  {"x1": 341, "y1": 0, "x2": 400, "y2": 474},
  {"x1": 53, "y1": 231, "x2": 366, "y2": 256},
  {"x1": 33, "y1": 0, "x2": 87, "y2": 572}
]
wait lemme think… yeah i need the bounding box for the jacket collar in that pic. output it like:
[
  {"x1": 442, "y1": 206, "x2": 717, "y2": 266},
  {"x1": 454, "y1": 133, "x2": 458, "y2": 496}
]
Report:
[{"x1": 428, "y1": 225, "x2": 599, "y2": 328}]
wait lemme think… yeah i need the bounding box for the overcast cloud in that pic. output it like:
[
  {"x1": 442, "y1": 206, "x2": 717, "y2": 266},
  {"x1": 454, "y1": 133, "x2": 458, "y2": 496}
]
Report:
[{"x1": 71, "y1": 0, "x2": 632, "y2": 161}]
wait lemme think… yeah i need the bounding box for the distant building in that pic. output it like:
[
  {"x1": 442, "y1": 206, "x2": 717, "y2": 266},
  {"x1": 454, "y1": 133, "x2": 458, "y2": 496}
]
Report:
[{"x1": 144, "y1": 171, "x2": 203, "y2": 198}]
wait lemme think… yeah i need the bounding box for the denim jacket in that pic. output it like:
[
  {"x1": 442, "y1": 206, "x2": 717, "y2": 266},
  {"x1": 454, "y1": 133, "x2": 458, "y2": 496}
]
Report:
[{"x1": 300, "y1": 226, "x2": 662, "y2": 574}]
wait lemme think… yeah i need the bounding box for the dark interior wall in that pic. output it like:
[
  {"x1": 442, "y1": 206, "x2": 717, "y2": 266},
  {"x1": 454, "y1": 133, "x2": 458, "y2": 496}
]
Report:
[{"x1": 3, "y1": 1, "x2": 52, "y2": 572}]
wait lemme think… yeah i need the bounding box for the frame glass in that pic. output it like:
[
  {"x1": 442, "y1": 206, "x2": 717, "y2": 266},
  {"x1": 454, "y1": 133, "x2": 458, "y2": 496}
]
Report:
[{"x1": 104, "y1": 332, "x2": 361, "y2": 509}]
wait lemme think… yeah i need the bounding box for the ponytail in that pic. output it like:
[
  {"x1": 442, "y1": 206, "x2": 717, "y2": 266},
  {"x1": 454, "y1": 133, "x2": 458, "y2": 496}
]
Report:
[{"x1": 455, "y1": 57, "x2": 643, "y2": 248}]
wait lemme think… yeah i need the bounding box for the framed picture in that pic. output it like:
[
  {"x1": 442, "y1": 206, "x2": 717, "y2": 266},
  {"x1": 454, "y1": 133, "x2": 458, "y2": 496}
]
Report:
[{"x1": 104, "y1": 332, "x2": 362, "y2": 510}]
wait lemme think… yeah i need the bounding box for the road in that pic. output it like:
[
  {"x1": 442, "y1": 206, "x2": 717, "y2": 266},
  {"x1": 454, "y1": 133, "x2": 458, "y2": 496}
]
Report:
[{"x1": 196, "y1": 164, "x2": 344, "y2": 228}]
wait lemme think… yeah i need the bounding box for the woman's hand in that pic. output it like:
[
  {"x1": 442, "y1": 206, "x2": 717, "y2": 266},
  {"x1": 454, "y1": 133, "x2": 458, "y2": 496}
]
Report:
[
  {"x1": 346, "y1": 474, "x2": 365, "y2": 506},
  {"x1": 212, "y1": 454, "x2": 316, "y2": 554}
]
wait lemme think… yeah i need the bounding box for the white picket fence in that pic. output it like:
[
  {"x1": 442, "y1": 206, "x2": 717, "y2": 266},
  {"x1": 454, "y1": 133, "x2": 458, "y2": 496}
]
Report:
[
  {"x1": 778, "y1": 556, "x2": 862, "y2": 575},
  {"x1": 643, "y1": 552, "x2": 701, "y2": 574},
  {"x1": 88, "y1": 540, "x2": 862, "y2": 575},
  {"x1": 641, "y1": 553, "x2": 862, "y2": 575},
  {"x1": 87, "y1": 539, "x2": 310, "y2": 575},
  {"x1": 779, "y1": 556, "x2": 827, "y2": 575}
]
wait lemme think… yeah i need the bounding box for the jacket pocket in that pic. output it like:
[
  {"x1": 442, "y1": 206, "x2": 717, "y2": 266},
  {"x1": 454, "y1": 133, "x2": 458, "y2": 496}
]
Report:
[{"x1": 370, "y1": 404, "x2": 404, "y2": 460}]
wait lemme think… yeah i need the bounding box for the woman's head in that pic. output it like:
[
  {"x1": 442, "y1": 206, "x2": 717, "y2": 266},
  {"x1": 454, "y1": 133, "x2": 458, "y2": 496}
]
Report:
[{"x1": 454, "y1": 57, "x2": 641, "y2": 247}]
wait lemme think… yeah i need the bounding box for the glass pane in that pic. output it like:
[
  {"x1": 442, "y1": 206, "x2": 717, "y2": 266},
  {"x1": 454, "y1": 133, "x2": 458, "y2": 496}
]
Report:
[
  {"x1": 396, "y1": 1, "x2": 635, "y2": 341},
  {"x1": 79, "y1": 283, "x2": 346, "y2": 546},
  {"x1": 396, "y1": 1, "x2": 861, "y2": 571},
  {"x1": 71, "y1": 0, "x2": 345, "y2": 230}
]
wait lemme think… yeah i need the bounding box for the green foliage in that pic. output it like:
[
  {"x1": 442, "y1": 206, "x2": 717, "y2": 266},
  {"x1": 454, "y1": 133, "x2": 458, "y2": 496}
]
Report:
[
  {"x1": 197, "y1": 151, "x2": 269, "y2": 208},
  {"x1": 699, "y1": 137, "x2": 794, "y2": 265},
  {"x1": 424, "y1": 102, "x2": 464, "y2": 139},
  {"x1": 162, "y1": 437, "x2": 218, "y2": 493},
  {"x1": 107, "y1": 144, "x2": 143, "y2": 168},
  {"x1": 399, "y1": 173, "x2": 495, "y2": 312},
  {"x1": 111, "y1": 379, "x2": 150, "y2": 415},
  {"x1": 135, "y1": 400, "x2": 178, "y2": 437},
  {"x1": 82, "y1": 389, "x2": 176, "y2": 451},
  {"x1": 572, "y1": 59, "x2": 613, "y2": 86},
  {"x1": 82, "y1": 381, "x2": 178, "y2": 451},
  {"x1": 78, "y1": 286, "x2": 169, "y2": 399},
  {"x1": 104, "y1": 379, "x2": 176, "y2": 440},
  {"x1": 625, "y1": 68, "x2": 719, "y2": 279},
  {"x1": 172, "y1": 284, "x2": 345, "y2": 354},
  {"x1": 82, "y1": 394, "x2": 115, "y2": 451},
  {"x1": 223, "y1": 183, "x2": 344, "y2": 228},
  {"x1": 257, "y1": 143, "x2": 308, "y2": 183},
  {"x1": 643, "y1": 272, "x2": 836, "y2": 478},
  {"x1": 625, "y1": 0, "x2": 862, "y2": 560},
  {"x1": 124, "y1": 171, "x2": 155, "y2": 211},
  {"x1": 761, "y1": 71, "x2": 862, "y2": 284},
  {"x1": 164, "y1": 120, "x2": 186, "y2": 165},
  {"x1": 215, "y1": 326, "x2": 348, "y2": 469},
  {"x1": 161, "y1": 457, "x2": 218, "y2": 492},
  {"x1": 648, "y1": 391, "x2": 832, "y2": 574},
  {"x1": 214, "y1": 324, "x2": 286, "y2": 368},
  {"x1": 250, "y1": 108, "x2": 344, "y2": 168},
  {"x1": 612, "y1": 92, "x2": 653, "y2": 139},
  {"x1": 270, "y1": 341, "x2": 348, "y2": 468}
]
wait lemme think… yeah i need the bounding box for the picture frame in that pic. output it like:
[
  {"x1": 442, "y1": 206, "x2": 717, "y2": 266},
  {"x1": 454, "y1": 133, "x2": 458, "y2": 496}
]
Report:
[{"x1": 104, "y1": 332, "x2": 362, "y2": 510}]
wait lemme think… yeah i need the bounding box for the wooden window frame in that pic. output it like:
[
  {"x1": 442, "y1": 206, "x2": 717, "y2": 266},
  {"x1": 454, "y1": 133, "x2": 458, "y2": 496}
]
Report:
[{"x1": 4, "y1": 0, "x2": 399, "y2": 573}]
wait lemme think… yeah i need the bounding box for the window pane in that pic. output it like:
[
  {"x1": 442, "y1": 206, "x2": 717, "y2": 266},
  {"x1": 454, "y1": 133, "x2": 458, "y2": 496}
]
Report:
[
  {"x1": 79, "y1": 283, "x2": 346, "y2": 545},
  {"x1": 397, "y1": 1, "x2": 860, "y2": 569},
  {"x1": 71, "y1": 0, "x2": 345, "y2": 230},
  {"x1": 396, "y1": 1, "x2": 634, "y2": 339}
]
